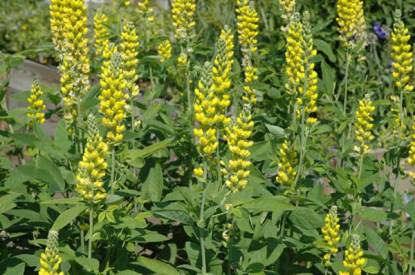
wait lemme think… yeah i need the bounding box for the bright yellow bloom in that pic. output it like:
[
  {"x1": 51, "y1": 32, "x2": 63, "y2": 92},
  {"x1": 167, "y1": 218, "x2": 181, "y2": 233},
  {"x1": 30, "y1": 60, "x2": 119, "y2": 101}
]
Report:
[
  {"x1": 236, "y1": 0, "x2": 259, "y2": 54},
  {"x1": 76, "y1": 116, "x2": 108, "y2": 204},
  {"x1": 120, "y1": 22, "x2": 140, "y2": 98},
  {"x1": 61, "y1": 0, "x2": 90, "y2": 96},
  {"x1": 94, "y1": 12, "x2": 111, "y2": 59},
  {"x1": 193, "y1": 62, "x2": 219, "y2": 158},
  {"x1": 59, "y1": 55, "x2": 77, "y2": 133},
  {"x1": 224, "y1": 106, "x2": 254, "y2": 192},
  {"x1": 285, "y1": 14, "x2": 319, "y2": 124},
  {"x1": 49, "y1": 0, "x2": 66, "y2": 53},
  {"x1": 99, "y1": 51, "x2": 128, "y2": 144},
  {"x1": 158, "y1": 40, "x2": 172, "y2": 63},
  {"x1": 279, "y1": 0, "x2": 296, "y2": 23},
  {"x1": 354, "y1": 97, "x2": 375, "y2": 155},
  {"x1": 138, "y1": 0, "x2": 155, "y2": 22},
  {"x1": 340, "y1": 235, "x2": 366, "y2": 275},
  {"x1": 321, "y1": 206, "x2": 340, "y2": 266},
  {"x1": 177, "y1": 52, "x2": 188, "y2": 67},
  {"x1": 276, "y1": 140, "x2": 297, "y2": 186},
  {"x1": 27, "y1": 81, "x2": 46, "y2": 125},
  {"x1": 171, "y1": 0, "x2": 196, "y2": 42},
  {"x1": 336, "y1": 0, "x2": 366, "y2": 47},
  {"x1": 391, "y1": 10, "x2": 414, "y2": 93},
  {"x1": 193, "y1": 167, "x2": 204, "y2": 178},
  {"x1": 241, "y1": 55, "x2": 258, "y2": 105},
  {"x1": 407, "y1": 122, "x2": 415, "y2": 180},
  {"x1": 122, "y1": 0, "x2": 131, "y2": 7},
  {"x1": 39, "y1": 230, "x2": 64, "y2": 275},
  {"x1": 211, "y1": 28, "x2": 234, "y2": 125}
]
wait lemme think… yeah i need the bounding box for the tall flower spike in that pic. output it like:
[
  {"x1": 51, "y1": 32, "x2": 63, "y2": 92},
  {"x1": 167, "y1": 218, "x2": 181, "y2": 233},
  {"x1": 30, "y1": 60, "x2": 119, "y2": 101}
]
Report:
[
  {"x1": 339, "y1": 234, "x2": 366, "y2": 275},
  {"x1": 158, "y1": 40, "x2": 172, "y2": 63},
  {"x1": 407, "y1": 122, "x2": 415, "y2": 180},
  {"x1": 59, "y1": 54, "x2": 77, "y2": 133},
  {"x1": 236, "y1": 0, "x2": 260, "y2": 55},
  {"x1": 49, "y1": 0, "x2": 66, "y2": 53},
  {"x1": 39, "y1": 230, "x2": 64, "y2": 275},
  {"x1": 120, "y1": 22, "x2": 140, "y2": 98},
  {"x1": 336, "y1": 0, "x2": 366, "y2": 48},
  {"x1": 138, "y1": 0, "x2": 155, "y2": 23},
  {"x1": 224, "y1": 106, "x2": 254, "y2": 192},
  {"x1": 171, "y1": 0, "x2": 196, "y2": 43},
  {"x1": 391, "y1": 10, "x2": 414, "y2": 93},
  {"x1": 94, "y1": 12, "x2": 111, "y2": 59},
  {"x1": 211, "y1": 28, "x2": 234, "y2": 126},
  {"x1": 193, "y1": 62, "x2": 219, "y2": 159},
  {"x1": 99, "y1": 51, "x2": 128, "y2": 144},
  {"x1": 276, "y1": 140, "x2": 297, "y2": 186},
  {"x1": 61, "y1": 0, "x2": 91, "y2": 96},
  {"x1": 27, "y1": 81, "x2": 46, "y2": 125},
  {"x1": 76, "y1": 115, "x2": 109, "y2": 204},
  {"x1": 354, "y1": 97, "x2": 375, "y2": 155},
  {"x1": 279, "y1": 0, "x2": 296, "y2": 24},
  {"x1": 321, "y1": 206, "x2": 340, "y2": 266}
]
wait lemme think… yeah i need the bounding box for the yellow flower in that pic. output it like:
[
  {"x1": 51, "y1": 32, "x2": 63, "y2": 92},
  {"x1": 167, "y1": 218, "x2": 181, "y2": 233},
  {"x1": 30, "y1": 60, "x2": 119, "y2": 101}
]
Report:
[
  {"x1": 61, "y1": 0, "x2": 90, "y2": 96},
  {"x1": 94, "y1": 12, "x2": 111, "y2": 59},
  {"x1": 120, "y1": 22, "x2": 140, "y2": 98},
  {"x1": 354, "y1": 97, "x2": 375, "y2": 155},
  {"x1": 241, "y1": 55, "x2": 258, "y2": 105},
  {"x1": 276, "y1": 140, "x2": 297, "y2": 186},
  {"x1": 389, "y1": 95, "x2": 405, "y2": 137},
  {"x1": 193, "y1": 62, "x2": 219, "y2": 159},
  {"x1": 211, "y1": 28, "x2": 234, "y2": 125},
  {"x1": 138, "y1": 0, "x2": 155, "y2": 22},
  {"x1": 177, "y1": 52, "x2": 188, "y2": 67},
  {"x1": 236, "y1": 0, "x2": 259, "y2": 55},
  {"x1": 59, "y1": 55, "x2": 77, "y2": 133},
  {"x1": 224, "y1": 106, "x2": 254, "y2": 192},
  {"x1": 321, "y1": 206, "x2": 340, "y2": 266},
  {"x1": 49, "y1": 0, "x2": 66, "y2": 53},
  {"x1": 99, "y1": 51, "x2": 128, "y2": 144},
  {"x1": 122, "y1": 0, "x2": 131, "y2": 7},
  {"x1": 171, "y1": 0, "x2": 196, "y2": 42},
  {"x1": 76, "y1": 116, "x2": 108, "y2": 204},
  {"x1": 39, "y1": 230, "x2": 64, "y2": 275},
  {"x1": 279, "y1": 0, "x2": 296, "y2": 23},
  {"x1": 193, "y1": 167, "x2": 204, "y2": 177},
  {"x1": 27, "y1": 81, "x2": 46, "y2": 125},
  {"x1": 391, "y1": 10, "x2": 414, "y2": 93},
  {"x1": 158, "y1": 40, "x2": 172, "y2": 63},
  {"x1": 340, "y1": 234, "x2": 366, "y2": 275},
  {"x1": 336, "y1": 0, "x2": 366, "y2": 48},
  {"x1": 407, "y1": 122, "x2": 415, "y2": 180}
]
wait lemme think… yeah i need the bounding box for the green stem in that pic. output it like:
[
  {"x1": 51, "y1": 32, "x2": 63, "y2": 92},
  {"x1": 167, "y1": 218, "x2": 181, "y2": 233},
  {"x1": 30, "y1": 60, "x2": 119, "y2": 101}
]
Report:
[
  {"x1": 88, "y1": 208, "x2": 94, "y2": 259},
  {"x1": 110, "y1": 148, "x2": 116, "y2": 194},
  {"x1": 199, "y1": 163, "x2": 208, "y2": 274},
  {"x1": 357, "y1": 154, "x2": 364, "y2": 180},
  {"x1": 80, "y1": 225, "x2": 85, "y2": 253},
  {"x1": 294, "y1": 110, "x2": 308, "y2": 186},
  {"x1": 343, "y1": 50, "x2": 351, "y2": 114},
  {"x1": 409, "y1": 227, "x2": 415, "y2": 275}
]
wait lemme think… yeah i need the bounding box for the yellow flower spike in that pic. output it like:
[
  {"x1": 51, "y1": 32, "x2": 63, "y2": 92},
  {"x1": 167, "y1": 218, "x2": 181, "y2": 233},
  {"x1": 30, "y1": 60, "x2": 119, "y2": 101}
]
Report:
[
  {"x1": 276, "y1": 140, "x2": 297, "y2": 186},
  {"x1": 211, "y1": 28, "x2": 234, "y2": 126},
  {"x1": 27, "y1": 81, "x2": 46, "y2": 126},
  {"x1": 122, "y1": 0, "x2": 131, "y2": 7},
  {"x1": 49, "y1": 0, "x2": 66, "y2": 53},
  {"x1": 120, "y1": 22, "x2": 140, "y2": 98},
  {"x1": 39, "y1": 230, "x2": 64, "y2": 275},
  {"x1": 224, "y1": 106, "x2": 254, "y2": 192},
  {"x1": 158, "y1": 40, "x2": 173, "y2": 63},
  {"x1": 354, "y1": 97, "x2": 375, "y2": 155},
  {"x1": 76, "y1": 115, "x2": 108, "y2": 205},
  {"x1": 99, "y1": 51, "x2": 128, "y2": 145},
  {"x1": 193, "y1": 62, "x2": 219, "y2": 159},
  {"x1": 94, "y1": 12, "x2": 111, "y2": 59},
  {"x1": 61, "y1": 0, "x2": 91, "y2": 96},
  {"x1": 340, "y1": 234, "x2": 366, "y2": 275},
  {"x1": 177, "y1": 52, "x2": 188, "y2": 68},
  {"x1": 193, "y1": 167, "x2": 204, "y2": 178},
  {"x1": 321, "y1": 206, "x2": 340, "y2": 266},
  {"x1": 391, "y1": 10, "x2": 414, "y2": 93},
  {"x1": 138, "y1": 0, "x2": 155, "y2": 23},
  {"x1": 279, "y1": 0, "x2": 296, "y2": 23},
  {"x1": 407, "y1": 122, "x2": 415, "y2": 180},
  {"x1": 236, "y1": 0, "x2": 259, "y2": 55},
  {"x1": 336, "y1": 0, "x2": 366, "y2": 48},
  {"x1": 171, "y1": 0, "x2": 196, "y2": 42}
]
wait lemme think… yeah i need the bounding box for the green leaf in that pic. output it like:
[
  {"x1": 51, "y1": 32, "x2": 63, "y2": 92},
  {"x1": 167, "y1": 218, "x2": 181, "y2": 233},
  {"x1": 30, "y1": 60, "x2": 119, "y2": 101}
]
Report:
[
  {"x1": 315, "y1": 39, "x2": 336, "y2": 62},
  {"x1": 358, "y1": 206, "x2": 387, "y2": 223},
  {"x1": 289, "y1": 207, "x2": 323, "y2": 230},
  {"x1": 0, "y1": 193, "x2": 19, "y2": 215},
  {"x1": 74, "y1": 256, "x2": 99, "y2": 273},
  {"x1": 363, "y1": 259, "x2": 380, "y2": 274},
  {"x1": 136, "y1": 256, "x2": 180, "y2": 275},
  {"x1": 52, "y1": 205, "x2": 87, "y2": 231},
  {"x1": 242, "y1": 196, "x2": 294, "y2": 213},
  {"x1": 142, "y1": 163, "x2": 164, "y2": 202},
  {"x1": 365, "y1": 227, "x2": 388, "y2": 259},
  {"x1": 54, "y1": 120, "x2": 71, "y2": 153},
  {"x1": 265, "y1": 124, "x2": 285, "y2": 139},
  {"x1": 15, "y1": 254, "x2": 39, "y2": 267},
  {"x1": 125, "y1": 138, "x2": 174, "y2": 160},
  {"x1": 3, "y1": 262, "x2": 25, "y2": 275}
]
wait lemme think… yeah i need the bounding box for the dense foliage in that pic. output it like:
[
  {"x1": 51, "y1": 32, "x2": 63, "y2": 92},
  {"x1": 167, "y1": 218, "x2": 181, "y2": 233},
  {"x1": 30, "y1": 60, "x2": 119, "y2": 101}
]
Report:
[{"x1": 2, "y1": 0, "x2": 415, "y2": 274}]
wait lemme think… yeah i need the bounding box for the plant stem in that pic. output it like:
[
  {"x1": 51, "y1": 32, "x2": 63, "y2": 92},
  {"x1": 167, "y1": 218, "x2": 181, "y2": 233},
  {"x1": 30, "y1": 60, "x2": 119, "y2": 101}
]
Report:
[
  {"x1": 199, "y1": 163, "x2": 208, "y2": 274},
  {"x1": 110, "y1": 148, "x2": 116, "y2": 194},
  {"x1": 343, "y1": 49, "x2": 351, "y2": 114},
  {"x1": 80, "y1": 225, "x2": 85, "y2": 253},
  {"x1": 357, "y1": 154, "x2": 364, "y2": 180},
  {"x1": 409, "y1": 227, "x2": 415, "y2": 275},
  {"x1": 294, "y1": 110, "x2": 308, "y2": 186},
  {"x1": 88, "y1": 208, "x2": 94, "y2": 259}
]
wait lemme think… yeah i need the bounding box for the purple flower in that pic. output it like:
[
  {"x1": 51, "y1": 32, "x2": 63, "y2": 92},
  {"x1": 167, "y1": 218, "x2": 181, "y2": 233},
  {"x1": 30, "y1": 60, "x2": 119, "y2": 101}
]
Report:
[{"x1": 373, "y1": 22, "x2": 388, "y2": 40}]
